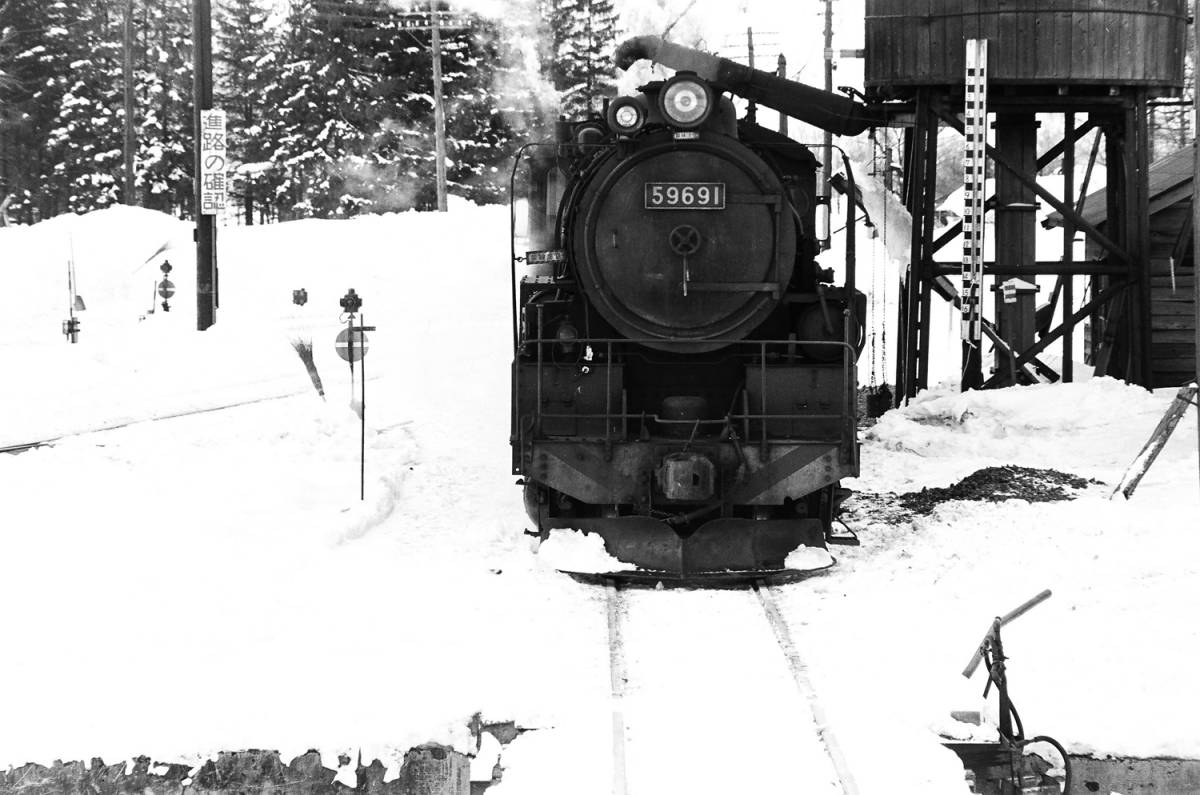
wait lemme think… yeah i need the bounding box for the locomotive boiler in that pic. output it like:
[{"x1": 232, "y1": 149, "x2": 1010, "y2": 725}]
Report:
[{"x1": 510, "y1": 37, "x2": 885, "y2": 576}]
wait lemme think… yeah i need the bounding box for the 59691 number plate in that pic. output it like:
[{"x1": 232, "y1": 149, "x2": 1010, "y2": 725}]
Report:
[{"x1": 644, "y1": 182, "x2": 725, "y2": 210}]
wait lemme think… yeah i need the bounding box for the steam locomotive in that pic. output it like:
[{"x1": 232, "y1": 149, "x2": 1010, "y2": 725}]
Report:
[{"x1": 510, "y1": 37, "x2": 882, "y2": 576}]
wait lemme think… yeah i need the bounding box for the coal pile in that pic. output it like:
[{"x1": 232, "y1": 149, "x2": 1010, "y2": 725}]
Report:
[{"x1": 847, "y1": 466, "x2": 1102, "y2": 525}]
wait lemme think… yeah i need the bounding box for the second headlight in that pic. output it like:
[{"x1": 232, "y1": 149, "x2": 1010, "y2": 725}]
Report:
[{"x1": 659, "y1": 74, "x2": 713, "y2": 129}]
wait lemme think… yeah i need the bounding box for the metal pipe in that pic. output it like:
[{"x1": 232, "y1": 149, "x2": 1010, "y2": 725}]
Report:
[
  {"x1": 821, "y1": 0, "x2": 834, "y2": 249},
  {"x1": 962, "y1": 589, "x2": 1052, "y2": 679},
  {"x1": 1194, "y1": 15, "x2": 1199, "y2": 484},
  {"x1": 613, "y1": 36, "x2": 888, "y2": 136},
  {"x1": 918, "y1": 106, "x2": 938, "y2": 392}
]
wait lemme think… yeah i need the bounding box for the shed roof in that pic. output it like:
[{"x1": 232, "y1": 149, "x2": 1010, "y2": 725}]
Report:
[{"x1": 1044, "y1": 143, "x2": 1194, "y2": 229}]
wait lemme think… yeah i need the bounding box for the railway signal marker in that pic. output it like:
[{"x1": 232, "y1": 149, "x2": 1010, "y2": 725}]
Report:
[{"x1": 335, "y1": 327, "x2": 370, "y2": 362}]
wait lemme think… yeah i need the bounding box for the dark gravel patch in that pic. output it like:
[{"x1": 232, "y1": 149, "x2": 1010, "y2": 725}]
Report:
[
  {"x1": 898, "y1": 465, "x2": 1101, "y2": 515},
  {"x1": 846, "y1": 465, "x2": 1103, "y2": 525}
]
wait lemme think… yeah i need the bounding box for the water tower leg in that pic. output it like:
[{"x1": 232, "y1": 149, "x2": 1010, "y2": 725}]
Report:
[{"x1": 991, "y1": 112, "x2": 1039, "y2": 385}]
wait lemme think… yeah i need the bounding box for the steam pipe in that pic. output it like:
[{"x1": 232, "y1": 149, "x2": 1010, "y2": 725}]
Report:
[{"x1": 614, "y1": 36, "x2": 887, "y2": 137}]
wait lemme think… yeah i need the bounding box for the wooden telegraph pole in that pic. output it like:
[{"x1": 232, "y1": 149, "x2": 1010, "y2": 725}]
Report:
[
  {"x1": 395, "y1": 4, "x2": 467, "y2": 212},
  {"x1": 430, "y1": 2, "x2": 447, "y2": 212},
  {"x1": 313, "y1": 3, "x2": 466, "y2": 211},
  {"x1": 192, "y1": 0, "x2": 217, "y2": 329},
  {"x1": 122, "y1": 0, "x2": 136, "y2": 205}
]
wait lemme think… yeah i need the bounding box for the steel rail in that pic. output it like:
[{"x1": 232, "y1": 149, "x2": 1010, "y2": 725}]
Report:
[
  {"x1": 604, "y1": 580, "x2": 630, "y2": 795},
  {"x1": 0, "y1": 386, "x2": 328, "y2": 456},
  {"x1": 753, "y1": 580, "x2": 860, "y2": 795}
]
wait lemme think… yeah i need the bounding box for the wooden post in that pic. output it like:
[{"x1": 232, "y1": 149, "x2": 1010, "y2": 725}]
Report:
[
  {"x1": 192, "y1": 0, "x2": 217, "y2": 329},
  {"x1": 431, "y1": 0, "x2": 448, "y2": 212},
  {"x1": 1112, "y1": 384, "x2": 1199, "y2": 500},
  {"x1": 122, "y1": 0, "x2": 136, "y2": 205}
]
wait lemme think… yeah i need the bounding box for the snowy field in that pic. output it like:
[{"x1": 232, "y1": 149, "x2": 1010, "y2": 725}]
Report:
[{"x1": 1, "y1": 204, "x2": 1198, "y2": 793}]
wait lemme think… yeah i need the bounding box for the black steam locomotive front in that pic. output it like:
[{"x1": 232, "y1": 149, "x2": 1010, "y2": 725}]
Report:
[{"x1": 511, "y1": 51, "x2": 867, "y2": 575}]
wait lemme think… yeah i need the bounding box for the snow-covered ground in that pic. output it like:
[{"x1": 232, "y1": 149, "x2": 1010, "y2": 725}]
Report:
[{"x1": 1, "y1": 204, "x2": 1197, "y2": 794}]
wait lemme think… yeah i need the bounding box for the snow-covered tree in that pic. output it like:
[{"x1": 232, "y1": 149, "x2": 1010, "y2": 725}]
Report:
[
  {"x1": 0, "y1": 0, "x2": 74, "y2": 220},
  {"x1": 215, "y1": 0, "x2": 274, "y2": 222},
  {"x1": 540, "y1": 0, "x2": 618, "y2": 118},
  {"x1": 1, "y1": 0, "x2": 537, "y2": 221},
  {"x1": 262, "y1": 0, "x2": 399, "y2": 217},
  {"x1": 136, "y1": 0, "x2": 194, "y2": 216},
  {"x1": 42, "y1": 0, "x2": 125, "y2": 213}
]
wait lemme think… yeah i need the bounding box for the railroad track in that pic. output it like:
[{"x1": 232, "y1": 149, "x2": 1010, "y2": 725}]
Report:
[
  {"x1": 0, "y1": 387, "x2": 317, "y2": 456},
  {"x1": 603, "y1": 577, "x2": 859, "y2": 795},
  {"x1": 0, "y1": 440, "x2": 49, "y2": 455},
  {"x1": 752, "y1": 579, "x2": 859, "y2": 794}
]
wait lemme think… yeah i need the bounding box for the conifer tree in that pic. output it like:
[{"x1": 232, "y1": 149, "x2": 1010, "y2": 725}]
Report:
[
  {"x1": 263, "y1": 0, "x2": 393, "y2": 217},
  {"x1": 540, "y1": 0, "x2": 618, "y2": 118},
  {"x1": 136, "y1": 0, "x2": 194, "y2": 215},
  {"x1": 215, "y1": 0, "x2": 274, "y2": 222},
  {"x1": 0, "y1": 0, "x2": 74, "y2": 220},
  {"x1": 43, "y1": 0, "x2": 125, "y2": 213}
]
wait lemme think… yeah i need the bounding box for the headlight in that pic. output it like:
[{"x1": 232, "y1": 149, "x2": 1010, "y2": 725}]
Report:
[
  {"x1": 659, "y1": 75, "x2": 713, "y2": 129},
  {"x1": 607, "y1": 97, "x2": 646, "y2": 135}
]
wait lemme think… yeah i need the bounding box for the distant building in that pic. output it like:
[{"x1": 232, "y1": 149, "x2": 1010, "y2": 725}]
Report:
[{"x1": 1045, "y1": 146, "x2": 1197, "y2": 388}]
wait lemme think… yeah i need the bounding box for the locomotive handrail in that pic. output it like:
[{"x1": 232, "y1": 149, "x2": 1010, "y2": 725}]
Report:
[{"x1": 519, "y1": 335, "x2": 858, "y2": 453}]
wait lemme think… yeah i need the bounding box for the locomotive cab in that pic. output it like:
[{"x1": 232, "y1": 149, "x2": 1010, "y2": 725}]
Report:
[{"x1": 512, "y1": 62, "x2": 865, "y2": 577}]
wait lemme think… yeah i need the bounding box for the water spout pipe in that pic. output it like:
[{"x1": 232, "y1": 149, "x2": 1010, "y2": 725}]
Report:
[{"x1": 614, "y1": 36, "x2": 887, "y2": 136}]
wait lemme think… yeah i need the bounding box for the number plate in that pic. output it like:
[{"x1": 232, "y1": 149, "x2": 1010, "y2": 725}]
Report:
[{"x1": 644, "y1": 182, "x2": 726, "y2": 210}]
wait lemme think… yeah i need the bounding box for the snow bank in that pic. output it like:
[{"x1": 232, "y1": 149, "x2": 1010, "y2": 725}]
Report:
[{"x1": 2, "y1": 199, "x2": 1198, "y2": 793}]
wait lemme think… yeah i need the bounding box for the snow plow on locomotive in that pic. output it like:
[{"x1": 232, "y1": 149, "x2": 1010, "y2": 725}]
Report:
[{"x1": 510, "y1": 37, "x2": 886, "y2": 577}]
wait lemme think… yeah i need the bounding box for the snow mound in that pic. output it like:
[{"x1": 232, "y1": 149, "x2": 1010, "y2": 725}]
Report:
[
  {"x1": 784, "y1": 545, "x2": 834, "y2": 572},
  {"x1": 535, "y1": 531, "x2": 623, "y2": 573}
]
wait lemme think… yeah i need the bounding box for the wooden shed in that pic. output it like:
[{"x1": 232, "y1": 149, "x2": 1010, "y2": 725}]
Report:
[{"x1": 1049, "y1": 145, "x2": 1197, "y2": 388}]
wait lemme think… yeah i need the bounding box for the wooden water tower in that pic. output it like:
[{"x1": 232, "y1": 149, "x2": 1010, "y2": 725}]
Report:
[{"x1": 864, "y1": 0, "x2": 1188, "y2": 397}]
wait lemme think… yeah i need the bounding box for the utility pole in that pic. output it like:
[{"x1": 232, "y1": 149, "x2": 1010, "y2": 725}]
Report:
[
  {"x1": 430, "y1": 0, "x2": 447, "y2": 212},
  {"x1": 122, "y1": 0, "x2": 136, "y2": 205},
  {"x1": 777, "y1": 54, "x2": 788, "y2": 136},
  {"x1": 192, "y1": 0, "x2": 217, "y2": 329},
  {"x1": 820, "y1": 0, "x2": 834, "y2": 250},
  {"x1": 382, "y1": 4, "x2": 466, "y2": 212}
]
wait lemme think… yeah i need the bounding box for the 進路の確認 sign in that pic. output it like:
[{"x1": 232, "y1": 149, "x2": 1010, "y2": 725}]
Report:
[{"x1": 200, "y1": 109, "x2": 227, "y2": 215}]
